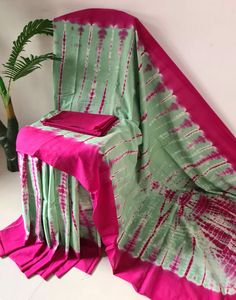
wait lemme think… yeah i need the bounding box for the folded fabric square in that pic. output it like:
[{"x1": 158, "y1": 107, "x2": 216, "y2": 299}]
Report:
[{"x1": 41, "y1": 111, "x2": 118, "y2": 136}]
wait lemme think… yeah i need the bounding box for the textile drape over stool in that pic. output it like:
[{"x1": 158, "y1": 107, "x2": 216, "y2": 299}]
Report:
[{"x1": 0, "y1": 8, "x2": 236, "y2": 300}]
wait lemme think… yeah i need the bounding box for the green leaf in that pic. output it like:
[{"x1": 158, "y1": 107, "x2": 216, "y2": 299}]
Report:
[
  {"x1": 3, "y1": 53, "x2": 60, "y2": 81},
  {"x1": 3, "y1": 19, "x2": 54, "y2": 81}
]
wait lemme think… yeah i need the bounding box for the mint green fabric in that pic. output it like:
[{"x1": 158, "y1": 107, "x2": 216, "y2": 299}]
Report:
[
  {"x1": 19, "y1": 20, "x2": 236, "y2": 296},
  {"x1": 53, "y1": 23, "x2": 140, "y2": 123}
]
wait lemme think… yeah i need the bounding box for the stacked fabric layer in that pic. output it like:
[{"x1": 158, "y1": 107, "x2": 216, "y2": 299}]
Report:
[{"x1": 42, "y1": 111, "x2": 118, "y2": 136}]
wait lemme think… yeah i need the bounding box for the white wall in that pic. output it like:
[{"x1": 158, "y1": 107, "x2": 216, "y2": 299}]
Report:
[{"x1": 1, "y1": 0, "x2": 236, "y2": 135}]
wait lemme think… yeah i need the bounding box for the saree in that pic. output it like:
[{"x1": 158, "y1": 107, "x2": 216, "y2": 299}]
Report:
[{"x1": 0, "y1": 8, "x2": 236, "y2": 300}]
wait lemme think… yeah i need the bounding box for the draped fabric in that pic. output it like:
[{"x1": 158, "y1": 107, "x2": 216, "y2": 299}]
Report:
[{"x1": 1, "y1": 8, "x2": 236, "y2": 300}]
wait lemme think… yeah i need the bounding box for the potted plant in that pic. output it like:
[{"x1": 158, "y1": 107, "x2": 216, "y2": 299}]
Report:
[{"x1": 0, "y1": 19, "x2": 59, "y2": 172}]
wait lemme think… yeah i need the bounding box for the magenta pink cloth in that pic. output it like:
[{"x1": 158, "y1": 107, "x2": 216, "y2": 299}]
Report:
[
  {"x1": 42, "y1": 111, "x2": 118, "y2": 136},
  {"x1": 0, "y1": 216, "x2": 101, "y2": 279},
  {"x1": 1, "y1": 8, "x2": 236, "y2": 300},
  {"x1": 14, "y1": 125, "x2": 236, "y2": 299}
]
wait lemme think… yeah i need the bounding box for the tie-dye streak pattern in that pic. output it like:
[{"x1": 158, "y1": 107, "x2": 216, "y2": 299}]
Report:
[{"x1": 12, "y1": 9, "x2": 236, "y2": 298}]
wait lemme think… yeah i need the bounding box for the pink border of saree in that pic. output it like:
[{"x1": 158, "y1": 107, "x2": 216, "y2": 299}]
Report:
[{"x1": 1, "y1": 8, "x2": 236, "y2": 300}]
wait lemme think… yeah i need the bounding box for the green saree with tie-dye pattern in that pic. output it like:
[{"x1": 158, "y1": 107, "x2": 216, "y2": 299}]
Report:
[{"x1": 0, "y1": 8, "x2": 235, "y2": 300}]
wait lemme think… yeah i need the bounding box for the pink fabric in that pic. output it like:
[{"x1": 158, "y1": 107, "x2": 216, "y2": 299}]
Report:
[
  {"x1": 107, "y1": 245, "x2": 236, "y2": 300},
  {"x1": 16, "y1": 126, "x2": 119, "y2": 236},
  {"x1": 0, "y1": 216, "x2": 101, "y2": 279},
  {"x1": 54, "y1": 8, "x2": 136, "y2": 28},
  {"x1": 134, "y1": 19, "x2": 236, "y2": 172},
  {"x1": 42, "y1": 111, "x2": 118, "y2": 136},
  {"x1": 1, "y1": 8, "x2": 236, "y2": 299},
  {"x1": 15, "y1": 126, "x2": 236, "y2": 299}
]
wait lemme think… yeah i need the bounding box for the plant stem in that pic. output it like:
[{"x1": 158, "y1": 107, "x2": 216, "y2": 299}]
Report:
[
  {"x1": 6, "y1": 98, "x2": 19, "y2": 171},
  {"x1": 0, "y1": 97, "x2": 19, "y2": 172},
  {"x1": 7, "y1": 79, "x2": 12, "y2": 94},
  {"x1": 5, "y1": 97, "x2": 15, "y2": 119},
  {"x1": 0, "y1": 119, "x2": 9, "y2": 166},
  {"x1": 0, "y1": 119, "x2": 7, "y2": 143}
]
